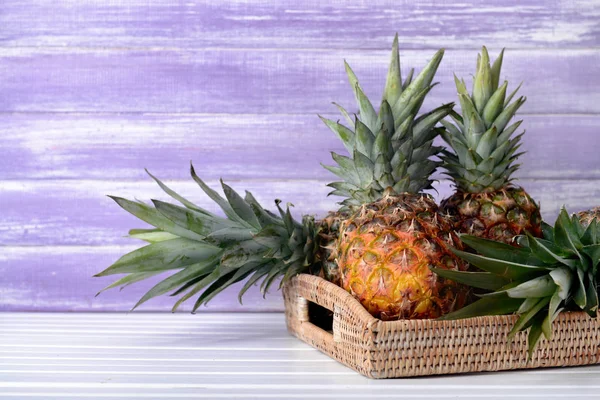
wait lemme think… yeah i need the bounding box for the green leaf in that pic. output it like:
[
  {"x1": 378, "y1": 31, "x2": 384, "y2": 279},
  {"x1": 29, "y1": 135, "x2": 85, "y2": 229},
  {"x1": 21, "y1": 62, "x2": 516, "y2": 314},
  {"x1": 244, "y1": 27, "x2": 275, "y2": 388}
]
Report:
[
  {"x1": 393, "y1": 49, "x2": 444, "y2": 113},
  {"x1": 527, "y1": 314, "x2": 546, "y2": 360},
  {"x1": 459, "y1": 235, "x2": 546, "y2": 266},
  {"x1": 508, "y1": 296, "x2": 550, "y2": 341},
  {"x1": 438, "y1": 294, "x2": 522, "y2": 320},
  {"x1": 430, "y1": 267, "x2": 510, "y2": 290},
  {"x1": 472, "y1": 46, "x2": 493, "y2": 113},
  {"x1": 95, "y1": 238, "x2": 221, "y2": 276},
  {"x1": 207, "y1": 227, "x2": 255, "y2": 243},
  {"x1": 145, "y1": 169, "x2": 208, "y2": 214},
  {"x1": 549, "y1": 266, "x2": 573, "y2": 300},
  {"x1": 526, "y1": 233, "x2": 577, "y2": 268},
  {"x1": 221, "y1": 182, "x2": 261, "y2": 230},
  {"x1": 492, "y1": 96, "x2": 526, "y2": 133},
  {"x1": 190, "y1": 164, "x2": 248, "y2": 227},
  {"x1": 451, "y1": 248, "x2": 550, "y2": 279},
  {"x1": 582, "y1": 244, "x2": 600, "y2": 268},
  {"x1": 382, "y1": 33, "x2": 402, "y2": 106},
  {"x1": 352, "y1": 150, "x2": 375, "y2": 187},
  {"x1": 238, "y1": 263, "x2": 273, "y2": 303},
  {"x1": 542, "y1": 291, "x2": 563, "y2": 340},
  {"x1": 109, "y1": 196, "x2": 205, "y2": 241},
  {"x1": 244, "y1": 191, "x2": 282, "y2": 228},
  {"x1": 504, "y1": 275, "x2": 557, "y2": 299},
  {"x1": 412, "y1": 103, "x2": 454, "y2": 147},
  {"x1": 332, "y1": 102, "x2": 355, "y2": 128},
  {"x1": 554, "y1": 208, "x2": 583, "y2": 252},
  {"x1": 585, "y1": 272, "x2": 598, "y2": 317},
  {"x1": 354, "y1": 119, "x2": 375, "y2": 157},
  {"x1": 171, "y1": 268, "x2": 220, "y2": 312},
  {"x1": 319, "y1": 116, "x2": 355, "y2": 154},
  {"x1": 581, "y1": 219, "x2": 598, "y2": 245},
  {"x1": 517, "y1": 297, "x2": 540, "y2": 314},
  {"x1": 96, "y1": 271, "x2": 161, "y2": 296},
  {"x1": 132, "y1": 256, "x2": 221, "y2": 310},
  {"x1": 490, "y1": 48, "x2": 504, "y2": 90},
  {"x1": 152, "y1": 200, "x2": 233, "y2": 237},
  {"x1": 344, "y1": 62, "x2": 377, "y2": 133},
  {"x1": 574, "y1": 267, "x2": 587, "y2": 309},
  {"x1": 128, "y1": 229, "x2": 179, "y2": 243}
]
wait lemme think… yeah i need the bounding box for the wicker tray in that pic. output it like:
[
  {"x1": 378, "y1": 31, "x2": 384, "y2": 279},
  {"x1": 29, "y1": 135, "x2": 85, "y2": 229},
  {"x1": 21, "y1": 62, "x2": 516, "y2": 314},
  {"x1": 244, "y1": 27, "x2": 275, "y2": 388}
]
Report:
[{"x1": 282, "y1": 273, "x2": 600, "y2": 378}]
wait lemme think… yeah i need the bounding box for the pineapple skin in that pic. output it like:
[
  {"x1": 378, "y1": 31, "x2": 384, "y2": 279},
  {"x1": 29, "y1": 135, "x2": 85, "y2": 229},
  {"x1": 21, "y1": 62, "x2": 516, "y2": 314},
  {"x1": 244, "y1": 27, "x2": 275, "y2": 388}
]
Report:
[
  {"x1": 577, "y1": 207, "x2": 600, "y2": 228},
  {"x1": 336, "y1": 194, "x2": 469, "y2": 320},
  {"x1": 440, "y1": 187, "x2": 542, "y2": 245},
  {"x1": 318, "y1": 212, "x2": 347, "y2": 286}
]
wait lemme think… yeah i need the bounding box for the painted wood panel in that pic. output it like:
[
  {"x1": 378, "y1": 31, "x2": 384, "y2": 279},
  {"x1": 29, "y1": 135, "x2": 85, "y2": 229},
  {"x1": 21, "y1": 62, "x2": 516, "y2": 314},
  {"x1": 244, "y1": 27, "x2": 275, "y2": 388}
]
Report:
[
  {"x1": 2, "y1": 179, "x2": 599, "y2": 247},
  {"x1": 1, "y1": 0, "x2": 599, "y2": 49},
  {"x1": 1, "y1": 48, "x2": 599, "y2": 114},
  {"x1": 1, "y1": 0, "x2": 599, "y2": 312},
  {"x1": 0, "y1": 247, "x2": 284, "y2": 312},
  {"x1": 2, "y1": 113, "x2": 599, "y2": 181}
]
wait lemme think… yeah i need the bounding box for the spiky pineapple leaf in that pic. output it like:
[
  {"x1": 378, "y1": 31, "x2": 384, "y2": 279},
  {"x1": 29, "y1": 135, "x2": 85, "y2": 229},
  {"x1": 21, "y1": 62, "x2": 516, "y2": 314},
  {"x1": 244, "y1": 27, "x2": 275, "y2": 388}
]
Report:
[
  {"x1": 96, "y1": 271, "x2": 162, "y2": 296},
  {"x1": 430, "y1": 267, "x2": 510, "y2": 291},
  {"x1": 438, "y1": 294, "x2": 522, "y2": 321},
  {"x1": 132, "y1": 256, "x2": 221, "y2": 310},
  {"x1": 451, "y1": 248, "x2": 550, "y2": 279},
  {"x1": 96, "y1": 238, "x2": 221, "y2": 276},
  {"x1": 109, "y1": 196, "x2": 205, "y2": 241},
  {"x1": 128, "y1": 229, "x2": 179, "y2": 243}
]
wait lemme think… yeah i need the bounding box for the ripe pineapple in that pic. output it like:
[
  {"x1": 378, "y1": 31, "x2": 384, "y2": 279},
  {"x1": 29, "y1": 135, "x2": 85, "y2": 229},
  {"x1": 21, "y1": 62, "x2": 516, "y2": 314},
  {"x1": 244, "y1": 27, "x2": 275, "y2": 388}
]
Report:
[
  {"x1": 321, "y1": 36, "x2": 469, "y2": 320},
  {"x1": 440, "y1": 47, "x2": 542, "y2": 244},
  {"x1": 436, "y1": 208, "x2": 600, "y2": 356}
]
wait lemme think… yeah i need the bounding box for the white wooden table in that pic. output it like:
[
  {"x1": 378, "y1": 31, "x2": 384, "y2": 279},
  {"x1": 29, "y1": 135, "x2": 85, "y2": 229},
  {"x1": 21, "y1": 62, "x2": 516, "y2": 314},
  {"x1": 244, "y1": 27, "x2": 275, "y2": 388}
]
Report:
[{"x1": 1, "y1": 313, "x2": 600, "y2": 399}]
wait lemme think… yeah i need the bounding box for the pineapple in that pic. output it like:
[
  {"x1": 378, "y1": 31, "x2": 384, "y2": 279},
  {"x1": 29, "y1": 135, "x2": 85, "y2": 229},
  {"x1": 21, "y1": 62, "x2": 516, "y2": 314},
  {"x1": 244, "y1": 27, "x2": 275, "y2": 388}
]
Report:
[
  {"x1": 577, "y1": 207, "x2": 600, "y2": 228},
  {"x1": 440, "y1": 47, "x2": 542, "y2": 244},
  {"x1": 435, "y1": 208, "x2": 600, "y2": 356},
  {"x1": 321, "y1": 36, "x2": 469, "y2": 320}
]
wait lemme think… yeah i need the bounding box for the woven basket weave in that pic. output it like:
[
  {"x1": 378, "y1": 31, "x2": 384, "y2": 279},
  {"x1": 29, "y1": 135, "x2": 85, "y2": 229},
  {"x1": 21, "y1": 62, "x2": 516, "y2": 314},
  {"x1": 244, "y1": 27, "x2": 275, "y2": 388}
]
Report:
[{"x1": 282, "y1": 273, "x2": 600, "y2": 378}]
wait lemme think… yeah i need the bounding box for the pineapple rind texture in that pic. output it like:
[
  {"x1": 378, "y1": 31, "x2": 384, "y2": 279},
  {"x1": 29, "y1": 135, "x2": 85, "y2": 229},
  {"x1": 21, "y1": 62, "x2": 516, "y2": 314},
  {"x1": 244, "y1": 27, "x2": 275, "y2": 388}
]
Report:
[
  {"x1": 441, "y1": 187, "x2": 542, "y2": 244},
  {"x1": 337, "y1": 193, "x2": 468, "y2": 320}
]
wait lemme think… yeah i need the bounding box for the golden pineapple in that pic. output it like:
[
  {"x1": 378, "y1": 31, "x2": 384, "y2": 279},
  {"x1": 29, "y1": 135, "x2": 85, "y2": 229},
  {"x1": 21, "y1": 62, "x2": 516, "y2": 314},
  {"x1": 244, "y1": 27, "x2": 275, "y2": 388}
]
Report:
[
  {"x1": 321, "y1": 35, "x2": 469, "y2": 320},
  {"x1": 337, "y1": 193, "x2": 467, "y2": 320}
]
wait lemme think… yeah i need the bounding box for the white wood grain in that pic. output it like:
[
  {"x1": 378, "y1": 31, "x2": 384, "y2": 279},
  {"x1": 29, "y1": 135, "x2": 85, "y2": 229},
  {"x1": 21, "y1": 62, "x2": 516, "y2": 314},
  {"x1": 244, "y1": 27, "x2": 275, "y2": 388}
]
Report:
[{"x1": 1, "y1": 313, "x2": 600, "y2": 400}]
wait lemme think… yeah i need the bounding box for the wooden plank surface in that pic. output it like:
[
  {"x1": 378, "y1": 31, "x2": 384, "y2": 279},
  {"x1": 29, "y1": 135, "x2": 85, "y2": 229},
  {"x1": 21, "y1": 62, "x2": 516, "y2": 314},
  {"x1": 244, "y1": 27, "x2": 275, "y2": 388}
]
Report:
[
  {"x1": 2, "y1": 113, "x2": 599, "y2": 181},
  {"x1": 1, "y1": 48, "x2": 599, "y2": 114},
  {"x1": 2, "y1": 0, "x2": 599, "y2": 49},
  {"x1": 1, "y1": 313, "x2": 600, "y2": 399}
]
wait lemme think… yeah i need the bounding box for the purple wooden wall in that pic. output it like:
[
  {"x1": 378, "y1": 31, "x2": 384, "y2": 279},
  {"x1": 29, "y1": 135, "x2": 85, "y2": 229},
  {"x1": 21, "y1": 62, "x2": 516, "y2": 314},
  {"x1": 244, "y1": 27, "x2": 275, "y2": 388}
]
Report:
[{"x1": 1, "y1": 0, "x2": 600, "y2": 312}]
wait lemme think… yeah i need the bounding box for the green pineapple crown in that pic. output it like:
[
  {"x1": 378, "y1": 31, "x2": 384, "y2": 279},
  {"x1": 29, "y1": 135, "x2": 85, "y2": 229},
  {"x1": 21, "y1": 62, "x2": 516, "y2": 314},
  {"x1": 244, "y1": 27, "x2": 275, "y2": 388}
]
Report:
[
  {"x1": 95, "y1": 165, "x2": 319, "y2": 312},
  {"x1": 321, "y1": 34, "x2": 454, "y2": 209},
  {"x1": 434, "y1": 209, "x2": 600, "y2": 357},
  {"x1": 442, "y1": 47, "x2": 526, "y2": 193}
]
